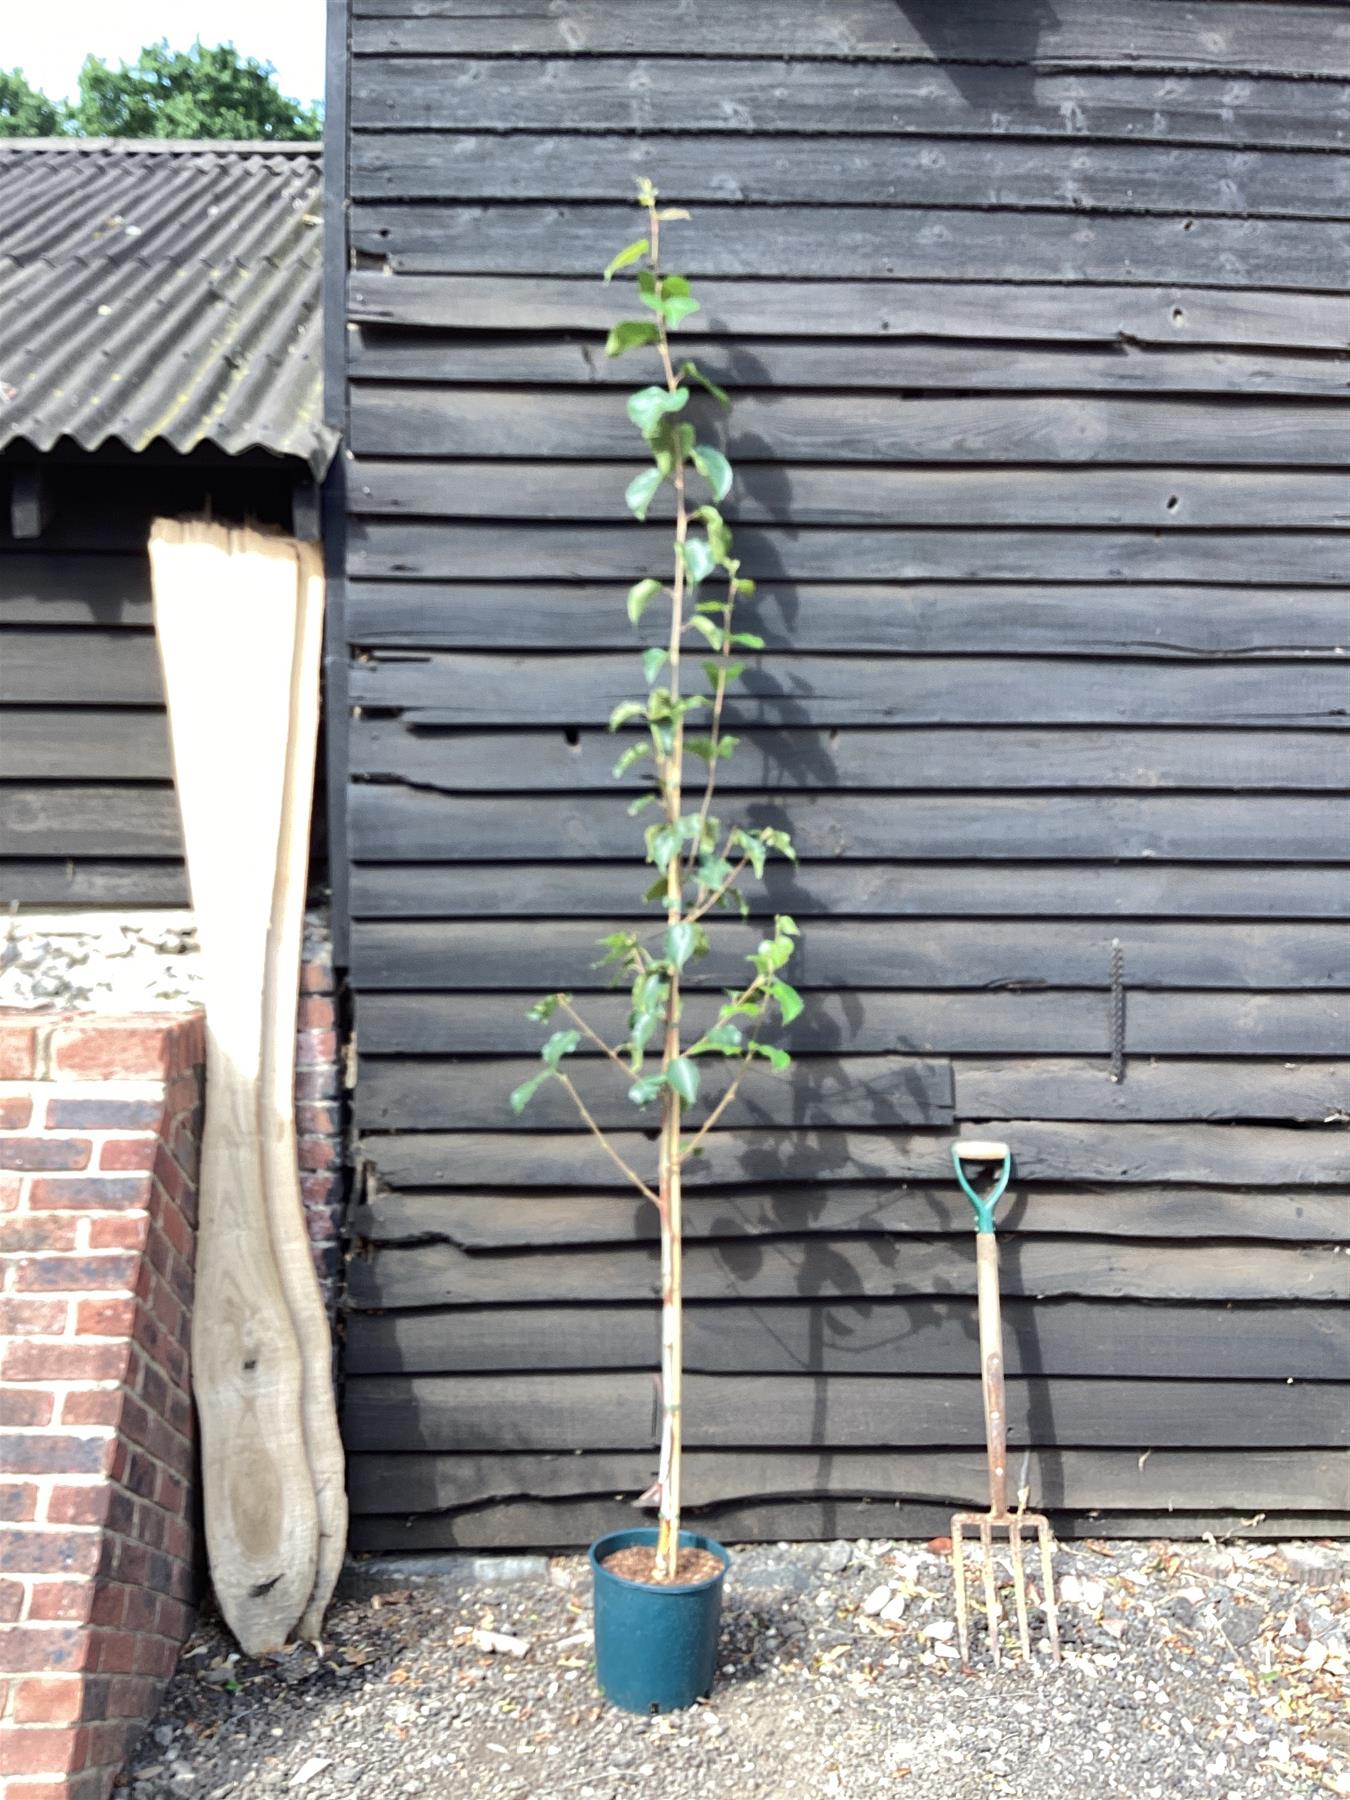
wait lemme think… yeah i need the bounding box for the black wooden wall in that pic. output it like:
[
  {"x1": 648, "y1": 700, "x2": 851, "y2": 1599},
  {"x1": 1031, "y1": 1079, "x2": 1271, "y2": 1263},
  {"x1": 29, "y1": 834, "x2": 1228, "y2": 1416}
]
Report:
[
  {"x1": 0, "y1": 453, "x2": 301, "y2": 906},
  {"x1": 336, "y1": 0, "x2": 1350, "y2": 1549}
]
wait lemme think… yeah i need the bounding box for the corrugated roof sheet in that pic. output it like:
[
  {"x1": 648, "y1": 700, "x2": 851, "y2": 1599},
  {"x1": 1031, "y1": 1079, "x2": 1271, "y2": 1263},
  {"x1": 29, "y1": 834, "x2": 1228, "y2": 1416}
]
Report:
[{"x1": 0, "y1": 139, "x2": 335, "y2": 475}]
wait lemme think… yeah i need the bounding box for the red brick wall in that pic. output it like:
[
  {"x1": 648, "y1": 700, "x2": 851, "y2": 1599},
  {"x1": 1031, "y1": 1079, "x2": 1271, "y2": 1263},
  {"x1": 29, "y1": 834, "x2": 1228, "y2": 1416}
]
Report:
[
  {"x1": 297, "y1": 917, "x2": 346, "y2": 1314},
  {"x1": 0, "y1": 1012, "x2": 204, "y2": 1800}
]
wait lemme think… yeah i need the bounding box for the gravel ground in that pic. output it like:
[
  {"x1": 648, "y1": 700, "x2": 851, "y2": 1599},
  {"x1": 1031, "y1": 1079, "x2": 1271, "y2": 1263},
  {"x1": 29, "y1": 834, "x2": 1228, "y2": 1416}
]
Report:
[{"x1": 121, "y1": 1537, "x2": 1349, "y2": 1800}]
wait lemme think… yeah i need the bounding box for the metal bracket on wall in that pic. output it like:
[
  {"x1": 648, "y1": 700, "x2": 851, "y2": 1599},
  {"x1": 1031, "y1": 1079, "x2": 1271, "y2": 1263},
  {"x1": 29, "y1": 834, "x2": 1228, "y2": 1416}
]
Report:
[{"x1": 10, "y1": 470, "x2": 52, "y2": 540}]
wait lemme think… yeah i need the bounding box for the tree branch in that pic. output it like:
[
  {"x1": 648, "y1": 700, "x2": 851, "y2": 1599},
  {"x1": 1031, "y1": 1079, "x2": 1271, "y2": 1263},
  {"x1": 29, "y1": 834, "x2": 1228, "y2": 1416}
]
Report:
[{"x1": 557, "y1": 1074, "x2": 659, "y2": 1206}]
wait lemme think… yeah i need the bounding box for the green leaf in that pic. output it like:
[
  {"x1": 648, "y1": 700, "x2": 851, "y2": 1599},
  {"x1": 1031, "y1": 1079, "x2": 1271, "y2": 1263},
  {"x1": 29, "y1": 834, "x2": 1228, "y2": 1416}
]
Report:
[
  {"x1": 695, "y1": 854, "x2": 733, "y2": 890},
  {"x1": 647, "y1": 822, "x2": 682, "y2": 869},
  {"x1": 627, "y1": 578, "x2": 663, "y2": 625},
  {"x1": 604, "y1": 237, "x2": 649, "y2": 283},
  {"x1": 628, "y1": 1073, "x2": 666, "y2": 1107},
  {"x1": 625, "y1": 467, "x2": 664, "y2": 521},
  {"x1": 696, "y1": 1019, "x2": 743, "y2": 1054},
  {"x1": 594, "y1": 932, "x2": 638, "y2": 968},
  {"x1": 688, "y1": 615, "x2": 724, "y2": 650},
  {"x1": 682, "y1": 536, "x2": 716, "y2": 587},
  {"x1": 606, "y1": 318, "x2": 660, "y2": 357},
  {"x1": 636, "y1": 268, "x2": 660, "y2": 310},
  {"x1": 527, "y1": 992, "x2": 567, "y2": 1022},
  {"x1": 608, "y1": 699, "x2": 647, "y2": 732},
  {"x1": 612, "y1": 741, "x2": 652, "y2": 777},
  {"x1": 695, "y1": 506, "x2": 735, "y2": 566},
  {"x1": 680, "y1": 360, "x2": 731, "y2": 406},
  {"x1": 541, "y1": 1028, "x2": 581, "y2": 1069},
  {"x1": 661, "y1": 294, "x2": 701, "y2": 328},
  {"x1": 627, "y1": 791, "x2": 659, "y2": 815},
  {"x1": 666, "y1": 1056, "x2": 700, "y2": 1106},
  {"x1": 770, "y1": 980, "x2": 804, "y2": 1025},
  {"x1": 509, "y1": 1069, "x2": 551, "y2": 1114},
  {"x1": 691, "y1": 445, "x2": 733, "y2": 502},
  {"x1": 776, "y1": 914, "x2": 800, "y2": 938},
  {"x1": 731, "y1": 631, "x2": 765, "y2": 650},
  {"x1": 763, "y1": 828, "x2": 798, "y2": 864},
  {"x1": 627, "y1": 385, "x2": 690, "y2": 436},
  {"x1": 754, "y1": 1043, "x2": 792, "y2": 1074},
  {"x1": 665, "y1": 922, "x2": 697, "y2": 968},
  {"x1": 642, "y1": 646, "x2": 669, "y2": 685},
  {"x1": 732, "y1": 577, "x2": 757, "y2": 598},
  {"x1": 686, "y1": 734, "x2": 738, "y2": 764}
]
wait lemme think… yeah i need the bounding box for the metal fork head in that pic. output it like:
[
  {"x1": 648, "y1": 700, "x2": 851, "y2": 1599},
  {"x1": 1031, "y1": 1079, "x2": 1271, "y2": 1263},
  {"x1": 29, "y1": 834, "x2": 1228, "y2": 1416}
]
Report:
[{"x1": 949, "y1": 1509, "x2": 1062, "y2": 1669}]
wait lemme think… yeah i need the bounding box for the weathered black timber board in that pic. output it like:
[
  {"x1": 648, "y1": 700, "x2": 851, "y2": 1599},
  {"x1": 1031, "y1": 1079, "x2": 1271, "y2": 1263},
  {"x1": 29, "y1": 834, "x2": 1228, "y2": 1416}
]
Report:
[
  {"x1": 352, "y1": 1184, "x2": 1349, "y2": 1247},
  {"x1": 349, "y1": 333, "x2": 1350, "y2": 400},
  {"x1": 0, "y1": 710, "x2": 171, "y2": 781},
  {"x1": 350, "y1": 389, "x2": 1349, "y2": 466},
  {"x1": 343, "y1": 1300, "x2": 1349, "y2": 1381},
  {"x1": 356, "y1": 989, "x2": 1349, "y2": 1058},
  {"x1": 348, "y1": 792, "x2": 1350, "y2": 865},
  {"x1": 348, "y1": 523, "x2": 1349, "y2": 587},
  {"x1": 0, "y1": 631, "x2": 163, "y2": 705},
  {"x1": 361, "y1": 1123, "x2": 1350, "y2": 1191},
  {"x1": 0, "y1": 861, "x2": 187, "y2": 907},
  {"x1": 351, "y1": 724, "x2": 1350, "y2": 792},
  {"x1": 347, "y1": 275, "x2": 1350, "y2": 350},
  {"x1": 348, "y1": 1501, "x2": 1350, "y2": 1552},
  {"x1": 0, "y1": 555, "x2": 152, "y2": 625},
  {"x1": 348, "y1": 656, "x2": 1350, "y2": 729},
  {"x1": 349, "y1": 134, "x2": 1350, "y2": 218},
  {"x1": 0, "y1": 787, "x2": 182, "y2": 859},
  {"x1": 347, "y1": 1449, "x2": 1350, "y2": 1520},
  {"x1": 357, "y1": 1055, "x2": 1347, "y2": 1131},
  {"x1": 348, "y1": 0, "x2": 1350, "y2": 79},
  {"x1": 349, "y1": 65, "x2": 1349, "y2": 150},
  {"x1": 349, "y1": 864, "x2": 1350, "y2": 923},
  {"x1": 341, "y1": 1371, "x2": 1344, "y2": 1451},
  {"x1": 348, "y1": 461, "x2": 1350, "y2": 531}
]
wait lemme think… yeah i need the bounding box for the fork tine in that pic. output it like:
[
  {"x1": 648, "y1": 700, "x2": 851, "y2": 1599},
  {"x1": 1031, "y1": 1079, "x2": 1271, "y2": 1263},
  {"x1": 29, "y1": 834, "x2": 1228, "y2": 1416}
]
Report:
[
  {"x1": 951, "y1": 1520, "x2": 970, "y2": 1666},
  {"x1": 979, "y1": 1517, "x2": 1001, "y2": 1668},
  {"x1": 1038, "y1": 1523, "x2": 1061, "y2": 1664},
  {"x1": 1009, "y1": 1519, "x2": 1032, "y2": 1661}
]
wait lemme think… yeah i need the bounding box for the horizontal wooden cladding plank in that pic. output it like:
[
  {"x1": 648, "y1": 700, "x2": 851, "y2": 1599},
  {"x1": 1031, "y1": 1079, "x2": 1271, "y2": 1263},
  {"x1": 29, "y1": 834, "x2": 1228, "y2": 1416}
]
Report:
[
  {"x1": 349, "y1": 1499, "x2": 1350, "y2": 1550},
  {"x1": 351, "y1": 724, "x2": 1350, "y2": 793},
  {"x1": 0, "y1": 630, "x2": 162, "y2": 705},
  {"x1": 348, "y1": 1448, "x2": 1350, "y2": 1520},
  {"x1": 0, "y1": 860, "x2": 187, "y2": 907},
  {"x1": 347, "y1": 276, "x2": 1350, "y2": 352},
  {"x1": 348, "y1": 64, "x2": 1350, "y2": 150},
  {"x1": 341, "y1": 1370, "x2": 1346, "y2": 1452},
  {"x1": 353, "y1": 202, "x2": 1350, "y2": 288},
  {"x1": 358, "y1": 1056, "x2": 1347, "y2": 1132},
  {"x1": 347, "y1": 522, "x2": 1350, "y2": 588},
  {"x1": 350, "y1": 332, "x2": 1350, "y2": 401},
  {"x1": 348, "y1": 792, "x2": 1350, "y2": 866},
  {"x1": 0, "y1": 709, "x2": 171, "y2": 781},
  {"x1": 350, "y1": 388, "x2": 1350, "y2": 467},
  {"x1": 348, "y1": 462, "x2": 1350, "y2": 531},
  {"x1": 0, "y1": 554, "x2": 152, "y2": 625},
  {"x1": 353, "y1": 1183, "x2": 1349, "y2": 1248},
  {"x1": 350, "y1": 863, "x2": 1350, "y2": 925},
  {"x1": 349, "y1": 133, "x2": 1350, "y2": 220},
  {"x1": 348, "y1": 655, "x2": 1350, "y2": 729},
  {"x1": 0, "y1": 786, "x2": 182, "y2": 858},
  {"x1": 343, "y1": 1298, "x2": 1350, "y2": 1381},
  {"x1": 348, "y1": 0, "x2": 1350, "y2": 79},
  {"x1": 360, "y1": 1055, "x2": 955, "y2": 1131},
  {"x1": 352, "y1": 916, "x2": 1349, "y2": 991},
  {"x1": 360, "y1": 1123, "x2": 1350, "y2": 1191}
]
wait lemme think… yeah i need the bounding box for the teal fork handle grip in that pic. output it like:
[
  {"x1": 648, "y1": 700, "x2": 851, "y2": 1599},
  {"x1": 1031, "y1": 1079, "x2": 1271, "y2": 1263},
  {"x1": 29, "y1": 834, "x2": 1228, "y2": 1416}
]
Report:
[{"x1": 952, "y1": 1140, "x2": 1012, "y2": 1234}]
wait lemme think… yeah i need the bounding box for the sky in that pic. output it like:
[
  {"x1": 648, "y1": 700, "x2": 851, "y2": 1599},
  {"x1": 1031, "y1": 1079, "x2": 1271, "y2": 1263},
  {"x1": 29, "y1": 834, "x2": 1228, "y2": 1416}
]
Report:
[{"x1": 5, "y1": 1, "x2": 327, "y2": 106}]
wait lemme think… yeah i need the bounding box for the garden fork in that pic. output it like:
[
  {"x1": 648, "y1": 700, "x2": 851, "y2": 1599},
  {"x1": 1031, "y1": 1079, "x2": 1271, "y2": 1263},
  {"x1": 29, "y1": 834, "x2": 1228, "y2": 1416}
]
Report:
[{"x1": 948, "y1": 1140, "x2": 1061, "y2": 1669}]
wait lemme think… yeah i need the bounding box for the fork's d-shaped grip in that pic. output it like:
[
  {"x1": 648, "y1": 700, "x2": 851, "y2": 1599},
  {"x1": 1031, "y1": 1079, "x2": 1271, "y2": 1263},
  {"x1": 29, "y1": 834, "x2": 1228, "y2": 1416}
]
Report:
[{"x1": 951, "y1": 1141, "x2": 1012, "y2": 1234}]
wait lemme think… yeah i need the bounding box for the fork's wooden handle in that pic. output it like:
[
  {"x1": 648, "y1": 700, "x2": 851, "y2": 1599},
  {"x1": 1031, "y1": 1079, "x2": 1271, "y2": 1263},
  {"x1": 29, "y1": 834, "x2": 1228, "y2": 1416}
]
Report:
[{"x1": 976, "y1": 1232, "x2": 1009, "y2": 1515}]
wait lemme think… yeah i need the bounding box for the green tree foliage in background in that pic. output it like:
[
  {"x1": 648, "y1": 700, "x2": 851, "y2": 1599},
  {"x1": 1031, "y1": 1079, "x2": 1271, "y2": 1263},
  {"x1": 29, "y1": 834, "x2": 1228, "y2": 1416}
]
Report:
[{"x1": 0, "y1": 41, "x2": 321, "y2": 139}]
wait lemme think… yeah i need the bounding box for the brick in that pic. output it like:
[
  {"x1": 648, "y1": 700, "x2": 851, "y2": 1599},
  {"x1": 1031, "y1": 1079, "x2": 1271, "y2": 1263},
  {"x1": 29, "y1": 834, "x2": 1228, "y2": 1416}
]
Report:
[
  {"x1": 297, "y1": 995, "x2": 336, "y2": 1031},
  {"x1": 26, "y1": 1174, "x2": 152, "y2": 1212},
  {"x1": 0, "y1": 1388, "x2": 55, "y2": 1427},
  {"x1": 0, "y1": 1214, "x2": 81, "y2": 1253},
  {"x1": 297, "y1": 1135, "x2": 338, "y2": 1172},
  {"x1": 0, "y1": 1296, "x2": 68, "y2": 1335},
  {"x1": 97, "y1": 1138, "x2": 157, "y2": 1172},
  {"x1": 23, "y1": 1582, "x2": 93, "y2": 1625},
  {"x1": 122, "y1": 1584, "x2": 158, "y2": 1634},
  {"x1": 0, "y1": 1094, "x2": 32, "y2": 1129},
  {"x1": 85, "y1": 1214, "x2": 150, "y2": 1252},
  {"x1": 12, "y1": 1675, "x2": 84, "y2": 1724},
  {"x1": 0, "y1": 1017, "x2": 38, "y2": 1080},
  {"x1": 72, "y1": 1296, "x2": 138, "y2": 1338},
  {"x1": 0, "y1": 1169, "x2": 22, "y2": 1209},
  {"x1": 58, "y1": 1389, "x2": 122, "y2": 1430},
  {"x1": 132, "y1": 1635, "x2": 176, "y2": 1679},
  {"x1": 294, "y1": 1028, "x2": 337, "y2": 1067},
  {"x1": 91, "y1": 1631, "x2": 136, "y2": 1675},
  {"x1": 88, "y1": 1583, "x2": 126, "y2": 1628},
  {"x1": 46, "y1": 1020, "x2": 177, "y2": 1082},
  {"x1": 2, "y1": 1724, "x2": 85, "y2": 1775},
  {"x1": 0, "y1": 1623, "x2": 91, "y2": 1671},
  {"x1": 45, "y1": 1097, "x2": 163, "y2": 1131},
  {"x1": 44, "y1": 1485, "x2": 112, "y2": 1528},
  {"x1": 0, "y1": 1483, "x2": 38, "y2": 1521},
  {"x1": 3, "y1": 1435, "x2": 110, "y2": 1477},
  {"x1": 0, "y1": 1576, "x2": 23, "y2": 1621},
  {"x1": 155, "y1": 1594, "x2": 192, "y2": 1643},
  {"x1": 157, "y1": 1201, "x2": 193, "y2": 1263},
  {"x1": 0, "y1": 1528, "x2": 102, "y2": 1579},
  {"x1": 3, "y1": 1338, "x2": 131, "y2": 1383},
  {"x1": 0, "y1": 1138, "x2": 91, "y2": 1172},
  {"x1": 15, "y1": 1254, "x2": 137, "y2": 1294},
  {"x1": 294, "y1": 1063, "x2": 339, "y2": 1101},
  {"x1": 296, "y1": 1100, "x2": 341, "y2": 1136}
]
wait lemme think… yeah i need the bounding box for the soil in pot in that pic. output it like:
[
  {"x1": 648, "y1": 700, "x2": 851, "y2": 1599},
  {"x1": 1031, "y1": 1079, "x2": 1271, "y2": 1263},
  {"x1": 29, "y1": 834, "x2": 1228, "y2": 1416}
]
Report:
[{"x1": 601, "y1": 1545, "x2": 724, "y2": 1586}]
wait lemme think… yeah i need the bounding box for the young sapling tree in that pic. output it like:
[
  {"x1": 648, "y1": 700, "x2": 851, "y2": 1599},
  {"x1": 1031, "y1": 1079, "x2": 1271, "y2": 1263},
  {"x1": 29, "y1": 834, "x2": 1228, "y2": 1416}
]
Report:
[{"x1": 510, "y1": 181, "x2": 801, "y2": 1584}]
